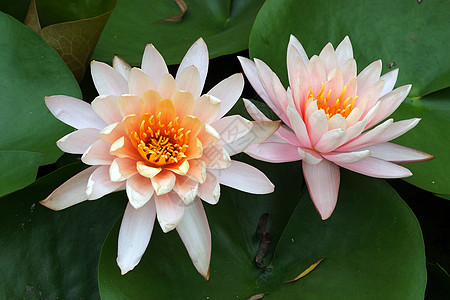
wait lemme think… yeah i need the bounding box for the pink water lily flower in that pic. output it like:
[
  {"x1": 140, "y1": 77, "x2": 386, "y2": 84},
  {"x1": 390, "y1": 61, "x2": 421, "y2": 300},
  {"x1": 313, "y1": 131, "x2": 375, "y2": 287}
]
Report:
[
  {"x1": 41, "y1": 38, "x2": 279, "y2": 279},
  {"x1": 239, "y1": 35, "x2": 433, "y2": 220}
]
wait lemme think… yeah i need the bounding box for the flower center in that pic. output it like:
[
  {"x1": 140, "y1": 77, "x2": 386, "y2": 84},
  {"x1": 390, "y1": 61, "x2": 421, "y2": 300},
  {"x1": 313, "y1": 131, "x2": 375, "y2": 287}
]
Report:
[
  {"x1": 130, "y1": 112, "x2": 190, "y2": 167},
  {"x1": 309, "y1": 83, "x2": 358, "y2": 119}
]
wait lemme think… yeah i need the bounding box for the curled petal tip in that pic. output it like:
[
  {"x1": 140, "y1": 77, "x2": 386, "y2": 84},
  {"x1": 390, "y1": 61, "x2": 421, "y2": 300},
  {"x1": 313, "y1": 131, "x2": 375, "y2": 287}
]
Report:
[{"x1": 203, "y1": 267, "x2": 211, "y2": 281}]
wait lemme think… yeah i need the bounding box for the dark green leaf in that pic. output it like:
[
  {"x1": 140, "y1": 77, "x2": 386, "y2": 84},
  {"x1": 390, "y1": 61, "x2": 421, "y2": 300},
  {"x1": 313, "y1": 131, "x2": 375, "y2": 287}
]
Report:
[
  {"x1": 93, "y1": 0, "x2": 265, "y2": 66},
  {"x1": 249, "y1": 0, "x2": 449, "y2": 97},
  {"x1": 98, "y1": 159, "x2": 426, "y2": 299},
  {"x1": 426, "y1": 263, "x2": 450, "y2": 300},
  {"x1": 0, "y1": 151, "x2": 42, "y2": 197},
  {"x1": 0, "y1": 163, "x2": 125, "y2": 299},
  {"x1": 0, "y1": 11, "x2": 81, "y2": 194}
]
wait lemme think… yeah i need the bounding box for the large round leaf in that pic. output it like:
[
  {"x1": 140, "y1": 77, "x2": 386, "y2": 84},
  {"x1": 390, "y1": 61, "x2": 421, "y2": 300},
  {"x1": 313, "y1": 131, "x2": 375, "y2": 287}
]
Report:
[
  {"x1": 0, "y1": 12, "x2": 80, "y2": 194},
  {"x1": 93, "y1": 0, "x2": 265, "y2": 66},
  {"x1": 249, "y1": 0, "x2": 449, "y2": 98},
  {"x1": 0, "y1": 163, "x2": 126, "y2": 299},
  {"x1": 98, "y1": 158, "x2": 426, "y2": 299},
  {"x1": 391, "y1": 89, "x2": 450, "y2": 197}
]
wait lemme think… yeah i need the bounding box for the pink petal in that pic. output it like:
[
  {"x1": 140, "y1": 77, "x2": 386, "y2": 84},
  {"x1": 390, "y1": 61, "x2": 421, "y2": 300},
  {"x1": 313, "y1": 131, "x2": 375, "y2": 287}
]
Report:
[
  {"x1": 45, "y1": 95, "x2": 106, "y2": 130},
  {"x1": 121, "y1": 114, "x2": 139, "y2": 137},
  {"x1": 302, "y1": 159, "x2": 340, "y2": 220},
  {"x1": 128, "y1": 68, "x2": 156, "y2": 96},
  {"x1": 254, "y1": 59, "x2": 290, "y2": 125},
  {"x1": 323, "y1": 67, "x2": 344, "y2": 103},
  {"x1": 287, "y1": 44, "x2": 309, "y2": 108},
  {"x1": 238, "y1": 56, "x2": 271, "y2": 105},
  {"x1": 336, "y1": 156, "x2": 412, "y2": 178},
  {"x1": 186, "y1": 159, "x2": 206, "y2": 184},
  {"x1": 379, "y1": 69, "x2": 399, "y2": 98},
  {"x1": 126, "y1": 174, "x2": 154, "y2": 208},
  {"x1": 197, "y1": 171, "x2": 220, "y2": 205},
  {"x1": 306, "y1": 55, "x2": 327, "y2": 96},
  {"x1": 112, "y1": 55, "x2": 131, "y2": 80},
  {"x1": 86, "y1": 165, "x2": 124, "y2": 200},
  {"x1": 151, "y1": 170, "x2": 176, "y2": 195},
  {"x1": 243, "y1": 98, "x2": 271, "y2": 122},
  {"x1": 173, "y1": 176, "x2": 199, "y2": 205},
  {"x1": 327, "y1": 114, "x2": 346, "y2": 130},
  {"x1": 307, "y1": 109, "x2": 328, "y2": 146},
  {"x1": 91, "y1": 95, "x2": 122, "y2": 124},
  {"x1": 340, "y1": 59, "x2": 357, "y2": 85},
  {"x1": 117, "y1": 199, "x2": 156, "y2": 275},
  {"x1": 209, "y1": 160, "x2": 274, "y2": 194},
  {"x1": 82, "y1": 139, "x2": 115, "y2": 165},
  {"x1": 322, "y1": 150, "x2": 372, "y2": 164},
  {"x1": 365, "y1": 142, "x2": 434, "y2": 163},
  {"x1": 40, "y1": 166, "x2": 97, "y2": 210},
  {"x1": 356, "y1": 60, "x2": 382, "y2": 95},
  {"x1": 338, "y1": 119, "x2": 393, "y2": 151},
  {"x1": 109, "y1": 158, "x2": 138, "y2": 182},
  {"x1": 193, "y1": 94, "x2": 221, "y2": 124},
  {"x1": 298, "y1": 148, "x2": 323, "y2": 164},
  {"x1": 314, "y1": 128, "x2": 348, "y2": 153},
  {"x1": 367, "y1": 85, "x2": 411, "y2": 128},
  {"x1": 176, "y1": 198, "x2": 211, "y2": 280},
  {"x1": 286, "y1": 105, "x2": 312, "y2": 148},
  {"x1": 288, "y1": 34, "x2": 309, "y2": 66},
  {"x1": 362, "y1": 118, "x2": 420, "y2": 147},
  {"x1": 155, "y1": 191, "x2": 185, "y2": 233},
  {"x1": 91, "y1": 61, "x2": 128, "y2": 96},
  {"x1": 141, "y1": 44, "x2": 168, "y2": 86},
  {"x1": 176, "y1": 38, "x2": 209, "y2": 93},
  {"x1": 208, "y1": 73, "x2": 244, "y2": 121},
  {"x1": 335, "y1": 36, "x2": 353, "y2": 68},
  {"x1": 319, "y1": 42, "x2": 337, "y2": 73},
  {"x1": 57, "y1": 128, "x2": 100, "y2": 154},
  {"x1": 245, "y1": 142, "x2": 301, "y2": 163},
  {"x1": 136, "y1": 161, "x2": 162, "y2": 178}
]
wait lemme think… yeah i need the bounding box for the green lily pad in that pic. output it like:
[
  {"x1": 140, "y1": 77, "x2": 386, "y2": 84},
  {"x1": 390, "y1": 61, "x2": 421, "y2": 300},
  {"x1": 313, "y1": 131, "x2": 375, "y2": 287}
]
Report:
[
  {"x1": 0, "y1": 11, "x2": 81, "y2": 194},
  {"x1": 0, "y1": 163, "x2": 126, "y2": 299},
  {"x1": 426, "y1": 263, "x2": 450, "y2": 299},
  {"x1": 24, "y1": 0, "x2": 117, "y2": 81},
  {"x1": 98, "y1": 158, "x2": 426, "y2": 299},
  {"x1": 249, "y1": 0, "x2": 449, "y2": 98},
  {"x1": 0, "y1": 151, "x2": 43, "y2": 197},
  {"x1": 93, "y1": 0, "x2": 265, "y2": 66},
  {"x1": 391, "y1": 88, "x2": 450, "y2": 197}
]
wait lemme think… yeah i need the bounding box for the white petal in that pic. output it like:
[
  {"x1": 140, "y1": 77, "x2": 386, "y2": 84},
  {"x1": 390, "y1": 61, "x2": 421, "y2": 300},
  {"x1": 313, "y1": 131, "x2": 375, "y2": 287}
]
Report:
[
  {"x1": 298, "y1": 148, "x2": 323, "y2": 164},
  {"x1": 197, "y1": 172, "x2": 220, "y2": 205},
  {"x1": 176, "y1": 38, "x2": 209, "y2": 93},
  {"x1": 212, "y1": 115, "x2": 252, "y2": 143},
  {"x1": 155, "y1": 191, "x2": 185, "y2": 233},
  {"x1": 335, "y1": 36, "x2": 353, "y2": 67},
  {"x1": 288, "y1": 34, "x2": 309, "y2": 65},
  {"x1": 379, "y1": 69, "x2": 399, "y2": 98},
  {"x1": 40, "y1": 166, "x2": 97, "y2": 210},
  {"x1": 128, "y1": 68, "x2": 156, "y2": 96},
  {"x1": 81, "y1": 139, "x2": 115, "y2": 165},
  {"x1": 117, "y1": 199, "x2": 156, "y2": 275},
  {"x1": 112, "y1": 55, "x2": 131, "y2": 80},
  {"x1": 176, "y1": 198, "x2": 211, "y2": 280},
  {"x1": 126, "y1": 174, "x2": 154, "y2": 209},
  {"x1": 336, "y1": 157, "x2": 412, "y2": 178},
  {"x1": 209, "y1": 160, "x2": 274, "y2": 194},
  {"x1": 322, "y1": 150, "x2": 372, "y2": 164},
  {"x1": 86, "y1": 165, "x2": 124, "y2": 200},
  {"x1": 91, "y1": 95, "x2": 122, "y2": 124},
  {"x1": 314, "y1": 128, "x2": 348, "y2": 153},
  {"x1": 141, "y1": 44, "x2": 168, "y2": 86},
  {"x1": 151, "y1": 170, "x2": 176, "y2": 195},
  {"x1": 245, "y1": 142, "x2": 302, "y2": 163},
  {"x1": 57, "y1": 128, "x2": 100, "y2": 154},
  {"x1": 91, "y1": 61, "x2": 128, "y2": 96},
  {"x1": 45, "y1": 95, "x2": 106, "y2": 130},
  {"x1": 208, "y1": 73, "x2": 244, "y2": 121},
  {"x1": 176, "y1": 65, "x2": 202, "y2": 99}
]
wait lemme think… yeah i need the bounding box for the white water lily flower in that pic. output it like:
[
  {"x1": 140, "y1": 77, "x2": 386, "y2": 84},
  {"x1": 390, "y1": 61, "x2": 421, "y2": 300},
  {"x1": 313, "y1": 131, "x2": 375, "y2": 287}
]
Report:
[
  {"x1": 239, "y1": 35, "x2": 433, "y2": 220},
  {"x1": 42, "y1": 38, "x2": 279, "y2": 279}
]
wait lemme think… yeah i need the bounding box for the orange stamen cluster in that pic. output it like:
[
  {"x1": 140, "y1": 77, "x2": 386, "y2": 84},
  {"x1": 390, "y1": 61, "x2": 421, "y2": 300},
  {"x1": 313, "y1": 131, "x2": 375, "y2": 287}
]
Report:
[
  {"x1": 130, "y1": 112, "x2": 190, "y2": 167},
  {"x1": 309, "y1": 83, "x2": 358, "y2": 119}
]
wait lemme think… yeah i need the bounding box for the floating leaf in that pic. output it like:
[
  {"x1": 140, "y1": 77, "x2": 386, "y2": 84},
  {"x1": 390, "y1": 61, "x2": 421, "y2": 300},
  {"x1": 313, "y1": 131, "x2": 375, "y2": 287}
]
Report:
[
  {"x1": 0, "y1": 163, "x2": 126, "y2": 298},
  {"x1": 0, "y1": 11, "x2": 80, "y2": 194},
  {"x1": 98, "y1": 158, "x2": 426, "y2": 299},
  {"x1": 93, "y1": 0, "x2": 265, "y2": 66}
]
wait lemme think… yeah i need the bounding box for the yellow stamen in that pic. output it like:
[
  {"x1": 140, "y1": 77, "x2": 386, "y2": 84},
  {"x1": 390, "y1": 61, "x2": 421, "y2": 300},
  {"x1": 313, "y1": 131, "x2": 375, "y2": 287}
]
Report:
[{"x1": 310, "y1": 83, "x2": 358, "y2": 119}]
